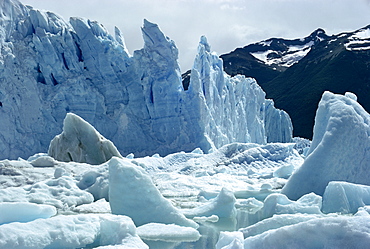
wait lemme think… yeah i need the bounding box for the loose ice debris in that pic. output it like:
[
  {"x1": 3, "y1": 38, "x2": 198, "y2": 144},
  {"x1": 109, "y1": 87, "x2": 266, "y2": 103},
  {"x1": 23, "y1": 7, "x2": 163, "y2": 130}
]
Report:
[
  {"x1": 239, "y1": 193, "x2": 322, "y2": 227},
  {"x1": 136, "y1": 223, "x2": 200, "y2": 242},
  {"x1": 0, "y1": 214, "x2": 148, "y2": 249},
  {"x1": 0, "y1": 176, "x2": 94, "y2": 208}
]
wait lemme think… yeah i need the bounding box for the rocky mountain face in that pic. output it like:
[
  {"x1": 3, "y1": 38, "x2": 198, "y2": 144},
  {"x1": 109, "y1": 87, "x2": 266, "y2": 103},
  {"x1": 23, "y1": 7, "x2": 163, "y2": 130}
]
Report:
[{"x1": 220, "y1": 26, "x2": 370, "y2": 139}]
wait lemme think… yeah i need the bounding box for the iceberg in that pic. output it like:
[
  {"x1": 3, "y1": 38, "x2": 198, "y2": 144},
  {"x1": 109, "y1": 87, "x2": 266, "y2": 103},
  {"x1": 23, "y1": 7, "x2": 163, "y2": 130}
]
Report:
[
  {"x1": 108, "y1": 157, "x2": 198, "y2": 228},
  {"x1": 182, "y1": 187, "x2": 236, "y2": 220},
  {"x1": 282, "y1": 92, "x2": 370, "y2": 200},
  {"x1": 48, "y1": 113, "x2": 122, "y2": 164},
  {"x1": 0, "y1": 0, "x2": 292, "y2": 160}
]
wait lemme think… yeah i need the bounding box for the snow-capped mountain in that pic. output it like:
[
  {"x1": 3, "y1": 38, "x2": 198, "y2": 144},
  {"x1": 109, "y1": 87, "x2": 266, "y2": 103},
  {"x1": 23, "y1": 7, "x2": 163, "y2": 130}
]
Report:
[
  {"x1": 344, "y1": 25, "x2": 370, "y2": 51},
  {"x1": 0, "y1": 0, "x2": 292, "y2": 160},
  {"x1": 221, "y1": 28, "x2": 329, "y2": 76},
  {"x1": 221, "y1": 25, "x2": 370, "y2": 139},
  {"x1": 246, "y1": 28, "x2": 327, "y2": 69}
]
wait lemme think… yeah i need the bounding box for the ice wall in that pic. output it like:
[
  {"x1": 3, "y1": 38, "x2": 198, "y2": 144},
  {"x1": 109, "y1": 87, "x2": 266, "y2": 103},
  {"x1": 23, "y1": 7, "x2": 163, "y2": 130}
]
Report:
[
  {"x1": 282, "y1": 92, "x2": 370, "y2": 200},
  {"x1": 0, "y1": 0, "x2": 292, "y2": 160}
]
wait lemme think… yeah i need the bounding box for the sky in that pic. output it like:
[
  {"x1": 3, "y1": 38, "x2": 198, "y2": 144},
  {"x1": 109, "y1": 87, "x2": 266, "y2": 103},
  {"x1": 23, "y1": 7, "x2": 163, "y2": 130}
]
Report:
[{"x1": 21, "y1": 0, "x2": 370, "y2": 71}]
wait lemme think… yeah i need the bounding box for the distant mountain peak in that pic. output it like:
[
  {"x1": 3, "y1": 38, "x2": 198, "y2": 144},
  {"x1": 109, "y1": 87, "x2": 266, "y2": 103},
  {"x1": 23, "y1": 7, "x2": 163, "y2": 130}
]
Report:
[
  {"x1": 226, "y1": 28, "x2": 330, "y2": 71},
  {"x1": 344, "y1": 26, "x2": 370, "y2": 51},
  {"x1": 221, "y1": 24, "x2": 370, "y2": 140}
]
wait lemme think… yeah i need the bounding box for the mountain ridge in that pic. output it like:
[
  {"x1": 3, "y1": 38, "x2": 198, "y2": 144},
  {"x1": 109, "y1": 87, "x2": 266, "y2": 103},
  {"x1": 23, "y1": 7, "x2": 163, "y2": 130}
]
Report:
[{"x1": 220, "y1": 25, "x2": 370, "y2": 139}]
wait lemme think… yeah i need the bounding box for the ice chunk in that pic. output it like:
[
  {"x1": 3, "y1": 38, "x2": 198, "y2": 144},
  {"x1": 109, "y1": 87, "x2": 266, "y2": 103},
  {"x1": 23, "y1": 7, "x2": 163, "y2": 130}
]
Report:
[
  {"x1": 30, "y1": 155, "x2": 56, "y2": 167},
  {"x1": 182, "y1": 188, "x2": 236, "y2": 220},
  {"x1": 273, "y1": 163, "x2": 294, "y2": 179},
  {"x1": 108, "y1": 157, "x2": 198, "y2": 228},
  {"x1": 0, "y1": 202, "x2": 56, "y2": 225},
  {"x1": 78, "y1": 168, "x2": 109, "y2": 201},
  {"x1": 261, "y1": 193, "x2": 322, "y2": 217},
  {"x1": 72, "y1": 198, "x2": 111, "y2": 213},
  {"x1": 192, "y1": 215, "x2": 219, "y2": 223},
  {"x1": 0, "y1": 214, "x2": 148, "y2": 249},
  {"x1": 282, "y1": 91, "x2": 370, "y2": 200},
  {"x1": 239, "y1": 213, "x2": 323, "y2": 238},
  {"x1": 322, "y1": 181, "x2": 370, "y2": 214},
  {"x1": 136, "y1": 223, "x2": 200, "y2": 242},
  {"x1": 242, "y1": 193, "x2": 322, "y2": 226},
  {"x1": 355, "y1": 206, "x2": 370, "y2": 216},
  {"x1": 235, "y1": 198, "x2": 264, "y2": 213},
  {"x1": 243, "y1": 216, "x2": 370, "y2": 248},
  {"x1": 215, "y1": 231, "x2": 244, "y2": 249},
  {"x1": 48, "y1": 113, "x2": 122, "y2": 165}
]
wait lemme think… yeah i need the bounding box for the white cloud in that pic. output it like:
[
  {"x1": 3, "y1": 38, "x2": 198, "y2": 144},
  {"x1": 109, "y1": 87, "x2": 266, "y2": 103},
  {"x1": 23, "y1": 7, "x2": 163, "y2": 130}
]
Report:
[{"x1": 21, "y1": 0, "x2": 370, "y2": 70}]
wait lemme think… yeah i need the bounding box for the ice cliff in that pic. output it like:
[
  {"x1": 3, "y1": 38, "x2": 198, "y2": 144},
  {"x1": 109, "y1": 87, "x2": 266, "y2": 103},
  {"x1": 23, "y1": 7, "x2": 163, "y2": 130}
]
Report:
[{"x1": 0, "y1": 0, "x2": 292, "y2": 160}]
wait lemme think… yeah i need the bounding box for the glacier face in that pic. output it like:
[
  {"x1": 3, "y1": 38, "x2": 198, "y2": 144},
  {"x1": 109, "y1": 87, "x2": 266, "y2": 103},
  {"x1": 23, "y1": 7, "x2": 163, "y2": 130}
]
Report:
[{"x1": 0, "y1": 0, "x2": 292, "y2": 160}]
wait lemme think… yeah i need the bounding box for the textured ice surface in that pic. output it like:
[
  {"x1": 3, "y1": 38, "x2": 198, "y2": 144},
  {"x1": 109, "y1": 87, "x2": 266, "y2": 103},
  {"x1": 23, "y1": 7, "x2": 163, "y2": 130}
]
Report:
[
  {"x1": 0, "y1": 0, "x2": 292, "y2": 160},
  {"x1": 243, "y1": 216, "x2": 370, "y2": 248},
  {"x1": 215, "y1": 231, "x2": 244, "y2": 249},
  {"x1": 0, "y1": 202, "x2": 56, "y2": 225},
  {"x1": 136, "y1": 223, "x2": 200, "y2": 242},
  {"x1": 0, "y1": 175, "x2": 94, "y2": 208},
  {"x1": 322, "y1": 181, "x2": 370, "y2": 214},
  {"x1": 239, "y1": 213, "x2": 323, "y2": 238},
  {"x1": 282, "y1": 92, "x2": 370, "y2": 200},
  {"x1": 0, "y1": 213, "x2": 148, "y2": 249}
]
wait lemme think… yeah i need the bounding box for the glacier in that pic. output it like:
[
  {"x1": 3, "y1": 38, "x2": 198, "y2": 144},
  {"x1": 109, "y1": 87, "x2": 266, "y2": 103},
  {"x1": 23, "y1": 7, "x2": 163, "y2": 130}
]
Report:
[
  {"x1": 0, "y1": 0, "x2": 292, "y2": 160},
  {"x1": 1, "y1": 91, "x2": 370, "y2": 248}
]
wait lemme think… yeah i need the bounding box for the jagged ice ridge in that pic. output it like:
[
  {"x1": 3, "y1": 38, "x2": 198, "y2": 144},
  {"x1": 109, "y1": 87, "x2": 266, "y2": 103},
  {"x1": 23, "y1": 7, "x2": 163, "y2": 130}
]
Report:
[{"x1": 0, "y1": 0, "x2": 292, "y2": 160}]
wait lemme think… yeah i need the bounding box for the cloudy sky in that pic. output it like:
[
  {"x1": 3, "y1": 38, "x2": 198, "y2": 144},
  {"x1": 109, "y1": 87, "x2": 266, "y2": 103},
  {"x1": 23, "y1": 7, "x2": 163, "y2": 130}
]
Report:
[{"x1": 22, "y1": 0, "x2": 370, "y2": 71}]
